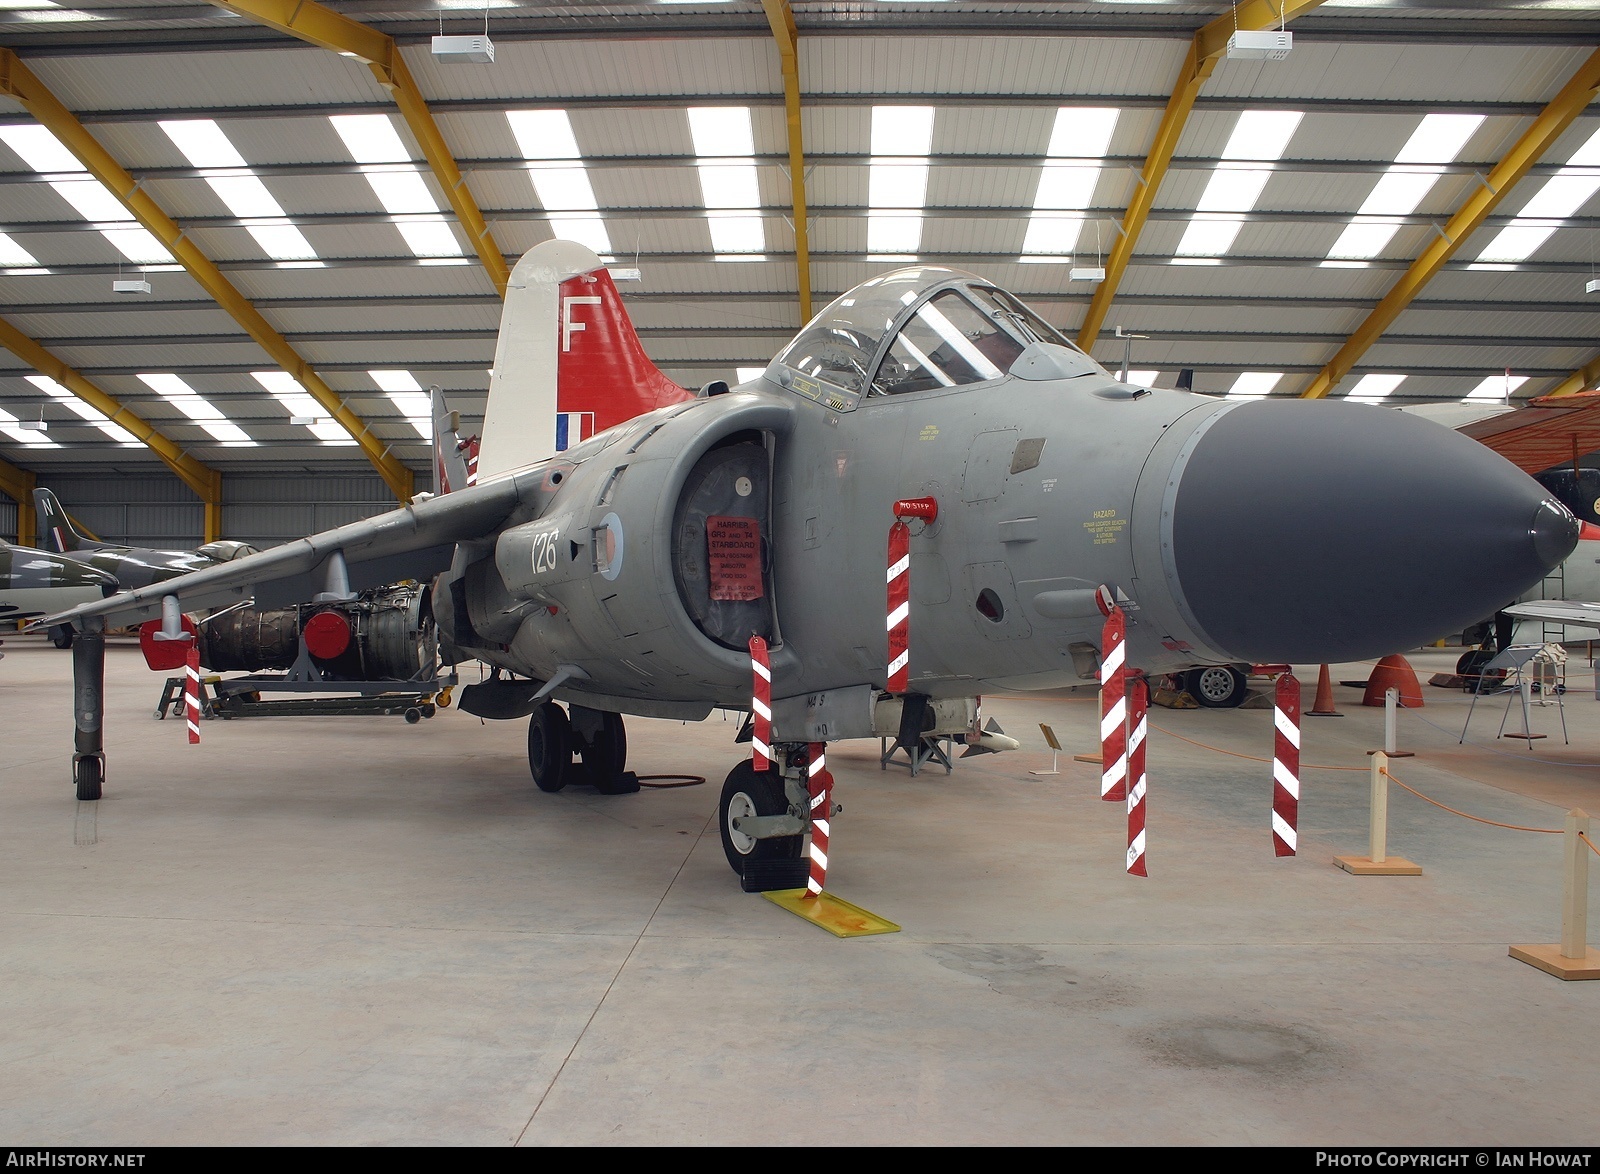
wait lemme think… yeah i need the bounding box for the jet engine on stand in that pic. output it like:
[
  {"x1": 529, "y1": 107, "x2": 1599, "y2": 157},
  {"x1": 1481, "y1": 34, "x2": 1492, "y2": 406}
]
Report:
[{"x1": 147, "y1": 582, "x2": 452, "y2": 722}]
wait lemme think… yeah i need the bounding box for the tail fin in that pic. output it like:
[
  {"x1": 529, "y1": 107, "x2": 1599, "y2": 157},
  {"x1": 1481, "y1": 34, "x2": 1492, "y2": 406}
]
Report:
[
  {"x1": 32, "y1": 487, "x2": 90, "y2": 553},
  {"x1": 431, "y1": 386, "x2": 480, "y2": 496},
  {"x1": 476, "y1": 240, "x2": 693, "y2": 482}
]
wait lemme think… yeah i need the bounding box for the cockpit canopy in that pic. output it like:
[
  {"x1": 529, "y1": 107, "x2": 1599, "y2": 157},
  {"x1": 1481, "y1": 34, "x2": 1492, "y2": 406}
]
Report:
[{"x1": 765, "y1": 266, "x2": 1106, "y2": 411}]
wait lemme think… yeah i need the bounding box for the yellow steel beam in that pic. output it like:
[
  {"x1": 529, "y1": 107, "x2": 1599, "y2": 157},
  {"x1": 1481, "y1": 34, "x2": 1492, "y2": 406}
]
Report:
[
  {"x1": 1076, "y1": 0, "x2": 1327, "y2": 352},
  {"x1": 209, "y1": 0, "x2": 510, "y2": 297},
  {"x1": 0, "y1": 315, "x2": 225, "y2": 540},
  {"x1": 1547, "y1": 354, "x2": 1600, "y2": 399},
  {"x1": 761, "y1": 0, "x2": 813, "y2": 323},
  {"x1": 1303, "y1": 46, "x2": 1600, "y2": 399},
  {"x1": 0, "y1": 454, "x2": 37, "y2": 547},
  {"x1": 0, "y1": 48, "x2": 413, "y2": 503}
]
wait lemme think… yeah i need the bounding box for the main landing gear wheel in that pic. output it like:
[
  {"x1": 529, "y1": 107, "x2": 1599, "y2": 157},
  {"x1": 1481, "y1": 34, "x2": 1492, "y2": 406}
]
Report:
[
  {"x1": 1186, "y1": 665, "x2": 1248, "y2": 709},
  {"x1": 50, "y1": 624, "x2": 73, "y2": 650},
  {"x1": 718, "y1": 759, "x2": 801, "y2": 877},
  {"x1": 579, "y1": 711, "x2": 634, "y2": 795},
  {"x1": 528, "y1": 702, "x2": 576, "y2": 793}
]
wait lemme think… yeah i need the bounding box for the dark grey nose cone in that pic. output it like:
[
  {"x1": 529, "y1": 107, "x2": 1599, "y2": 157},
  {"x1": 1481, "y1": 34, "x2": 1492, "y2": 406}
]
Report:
[{"x1": 1170, "y1": 400, "x2": 1578, "y2": 665}]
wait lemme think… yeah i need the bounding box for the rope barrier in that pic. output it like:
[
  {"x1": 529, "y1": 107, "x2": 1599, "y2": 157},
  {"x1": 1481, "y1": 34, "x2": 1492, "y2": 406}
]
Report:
[
  {"x1": 1382, "y1": 768, "x2": 1560, "y2": 834},
  {"x1": 1580, "y1": 830, "x2": 1600, "y2": 859},
  {"x1": 1147, "y1": 720, "x2": 1566, "y2": 835},
  {"x1": 1148, "y1": 720, "x2": 1365, "y2": 771}
]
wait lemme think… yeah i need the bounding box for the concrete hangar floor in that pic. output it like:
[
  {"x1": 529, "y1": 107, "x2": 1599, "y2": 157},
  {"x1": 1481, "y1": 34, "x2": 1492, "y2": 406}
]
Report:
[{"x1": 0, "y1": 635, "x2": 1595, "y2": 1146}]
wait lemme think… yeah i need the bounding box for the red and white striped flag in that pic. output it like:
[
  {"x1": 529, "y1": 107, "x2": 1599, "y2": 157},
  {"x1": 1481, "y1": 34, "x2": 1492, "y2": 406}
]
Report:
[
  {"x1": 804, "y1": 742, "x2": 833, "y2": 897},
  {"x1": 886, "y1": 519, "x2": 911, "y2": 692},
  {"x1": 1126, "y1": 674, "x2": 1149, "y2": 876},
  {"x1": 1100, "y1": 605, "x2": 1127, "y2": 802},
  {"x1": 749, "y1": 634, "x2": 772, "y2": 771},
  {"x1": 1272, "y1": 672, "x2": 1301, "y2": 856},
  {"x1": 185, "y1": 645, "x2": 202, "y2": 746}
]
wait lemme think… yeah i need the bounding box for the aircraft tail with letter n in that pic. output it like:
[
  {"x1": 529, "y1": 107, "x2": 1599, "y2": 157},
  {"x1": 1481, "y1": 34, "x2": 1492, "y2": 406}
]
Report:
[
  {"x1": 475, "y1": 239, "x2": 694, "y2": 483},
  {"x1": 34, "y1": 487, "x2": 93, "y2": 554}
]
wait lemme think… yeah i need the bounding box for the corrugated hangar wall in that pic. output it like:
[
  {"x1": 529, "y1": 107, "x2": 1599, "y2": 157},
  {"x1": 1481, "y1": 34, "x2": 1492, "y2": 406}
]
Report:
[{"x1": 4, "y1": 473, "x2": 400, "y2": 550}]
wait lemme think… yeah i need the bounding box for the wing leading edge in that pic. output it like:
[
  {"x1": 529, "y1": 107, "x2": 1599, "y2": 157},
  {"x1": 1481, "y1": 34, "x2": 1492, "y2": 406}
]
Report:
[{"x1": 32, "y1": 469, "x2": 539, "y2": 632}]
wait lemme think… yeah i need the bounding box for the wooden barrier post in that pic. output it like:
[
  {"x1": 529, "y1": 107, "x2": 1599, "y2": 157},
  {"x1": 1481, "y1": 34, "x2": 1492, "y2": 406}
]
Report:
[
  {"x1": 1370, "y1": 750, "x2": 1388, "y2": 864},
  {"x1": 1511, "y1": 808, "x2": 1600, "y2": 979},
  {"x1": 1562, "y1": 810, "x2": 1589, "y2": 961},
  {"x1": 1335, "y1": 750, "x2": 1422, "y2": 876}
]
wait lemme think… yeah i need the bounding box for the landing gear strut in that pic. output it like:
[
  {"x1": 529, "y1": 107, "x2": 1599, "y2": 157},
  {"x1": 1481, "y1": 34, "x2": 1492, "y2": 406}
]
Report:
[{"x1": 71, "y1": 618, "x2": 106, "y2": 801}]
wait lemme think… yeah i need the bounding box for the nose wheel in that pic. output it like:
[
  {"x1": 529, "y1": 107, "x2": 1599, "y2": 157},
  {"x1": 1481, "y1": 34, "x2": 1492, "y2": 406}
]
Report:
[
  {"x1": 718, "y1": 760, "x2": 802, "y2": 876},
  {"x1": 1185, "y1": 665, "x2": 1248, "y2": 708}
]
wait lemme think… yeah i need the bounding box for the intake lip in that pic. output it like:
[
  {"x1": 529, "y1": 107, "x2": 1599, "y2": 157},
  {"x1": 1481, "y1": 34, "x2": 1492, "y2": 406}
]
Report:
[{"x1": 1167, "y1": 399, "x2": 1578, "y2": 665}]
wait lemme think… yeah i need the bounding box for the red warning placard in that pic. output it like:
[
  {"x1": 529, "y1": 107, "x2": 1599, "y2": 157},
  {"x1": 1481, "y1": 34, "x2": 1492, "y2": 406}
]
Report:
[{"x1": 707, "y1": 515, "x2": 764, "y2": 601}]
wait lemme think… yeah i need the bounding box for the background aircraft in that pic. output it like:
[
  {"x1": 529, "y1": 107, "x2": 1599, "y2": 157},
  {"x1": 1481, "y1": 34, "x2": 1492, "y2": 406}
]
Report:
[
  {"x1": 41, "y1": 241, "x2": 1577, "y2": 888},
  {"x1": 0, "y1": 542, "x2": 116, "y2": 659},
  {"x1": 32, "y1": 486, "x2": 258, "y2": 646}
]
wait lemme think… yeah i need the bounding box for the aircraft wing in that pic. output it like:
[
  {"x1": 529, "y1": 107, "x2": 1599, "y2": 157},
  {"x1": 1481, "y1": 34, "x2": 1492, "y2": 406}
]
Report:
[
  {"x1": 1502, "y1": 599, "x2": 1600, "y2": 629},
  {"x1": 1454, "y1": 391, "x2": 1600, "y2": 475},
  {"x1": 33, "y1": 468, "x2": 540, "y2": 631}
]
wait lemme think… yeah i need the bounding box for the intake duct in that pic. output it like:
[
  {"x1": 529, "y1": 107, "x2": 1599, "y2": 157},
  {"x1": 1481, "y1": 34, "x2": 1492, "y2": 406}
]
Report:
[{"x1": 670, "y1": 437, "x2": 774, "y2": 650}]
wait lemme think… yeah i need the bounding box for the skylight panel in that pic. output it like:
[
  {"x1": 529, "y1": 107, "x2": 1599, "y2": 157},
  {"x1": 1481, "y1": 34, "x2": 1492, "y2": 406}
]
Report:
[
  {"x1": 688, "y1": 107, "x2": 756, "y2": 158},
  {"x1": 526, "y1": 168, "x2": 599, "y2": 213},
  {"x1": 868, "y1": 106, "x2": 935, "y2": 259},
  {"x1": 24, "y1": 375, "x2": 137, "y2": 444},
  {"x1": 0, "y1": 232, "x2": 38, "y2": 267},
  {"x1": 872, "y1": 107, "x2": 936, "y2": 157},
  {"x1": 159, "y1": 120, "x2": 318, "y2": 263},
  {"x1": 394, "y1": 219, "x2": 462, "y2": 257},
  {"x1": 1345, "y1": 373, "x2": 1406, "y2": 403},
  {"x1": 0, "y1": 123, "x2": 81, "y2": 172},
  {"x1": 1325, "y1": 113, "x2": 1485, "y2": 264},
  {"x1": 369, "y1": 370, "x2": 432, "y2": 439},
  {"x1": 736, "y1": 367, "x2": 766, "y2": 383},
  {"x1": 251, "y1": 371, "x2": 354, "y2": 445},
  {"x1": 160, "y1": 119, "x2": 245, "y2": 168},
  {"x1": 1394, "y1": 114, "x2": 1484, "y2": 166},
  {"x1": 329, "y1": 115, "x2": 465, "y2": 261},
  {"x1": 1228, "y1": 372, "x2": 1284, "y2": 398},
  {"x1": 4, "y1": 4, "x2": 103, "y2": 20},
  {"x1": 1464, "y1": 373, "x2": 1528, "y2": 401},
  {"x1": 0, "y1": 125, "x2": 175, "y2": 265},
  {"x1": 1175, "y1": 110, "x2": 1302, "y2": 259},
  {"x1": 330, "y1": 115, "x2": 410, "y2": 165},
  {"x1": 139, "y1": 373, "x2": 256, "y2": 446},
  {"x1": 506, "y1": 109, "x2": 583, "y2": 160},
  {"x1": 1123, "y1": 369, "x2": 1159, "y2": 386},
  {"x1": 1220, "y1": 111, "x2": 1304, "y2": 162},
  {"x1": 1022, "y1": 108, "x2": 1120, "y2": 262},
  {"x1": 506, "y1": 110, "x2": 612, "y2": 257},
  {"x1": 0, "y1": 404, "x2": 58, "y2": 447},
  {"x1": 1475, "y1": 127, "x2": 1600, "y2": 264}
]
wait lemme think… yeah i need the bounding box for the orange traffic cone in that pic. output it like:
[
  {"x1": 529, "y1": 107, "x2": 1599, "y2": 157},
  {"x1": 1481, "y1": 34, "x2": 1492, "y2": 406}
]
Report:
[
  {"x1": 1307, "y1": 664, "x2": 1343, "y2": 717},
  {"x1": 1362, "y1": 654, "x2": 1424, "y2": 708}
]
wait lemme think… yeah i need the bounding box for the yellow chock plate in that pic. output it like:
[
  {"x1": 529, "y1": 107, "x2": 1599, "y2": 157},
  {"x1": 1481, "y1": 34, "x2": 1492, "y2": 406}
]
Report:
[{"x1": 761, "y1": 889, "x2": 901, "y2": 938}]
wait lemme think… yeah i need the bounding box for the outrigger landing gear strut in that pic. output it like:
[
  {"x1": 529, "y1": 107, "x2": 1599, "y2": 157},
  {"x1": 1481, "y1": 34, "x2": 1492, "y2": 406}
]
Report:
[{"x1": 71, "y1": 616, "x2": 106, "y2": 801}]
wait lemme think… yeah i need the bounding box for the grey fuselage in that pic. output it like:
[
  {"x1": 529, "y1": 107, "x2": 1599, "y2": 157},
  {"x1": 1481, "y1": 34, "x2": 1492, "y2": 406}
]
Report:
[{"x1": 433, "y1": 344, "x2": 1572, "y2": 721}]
